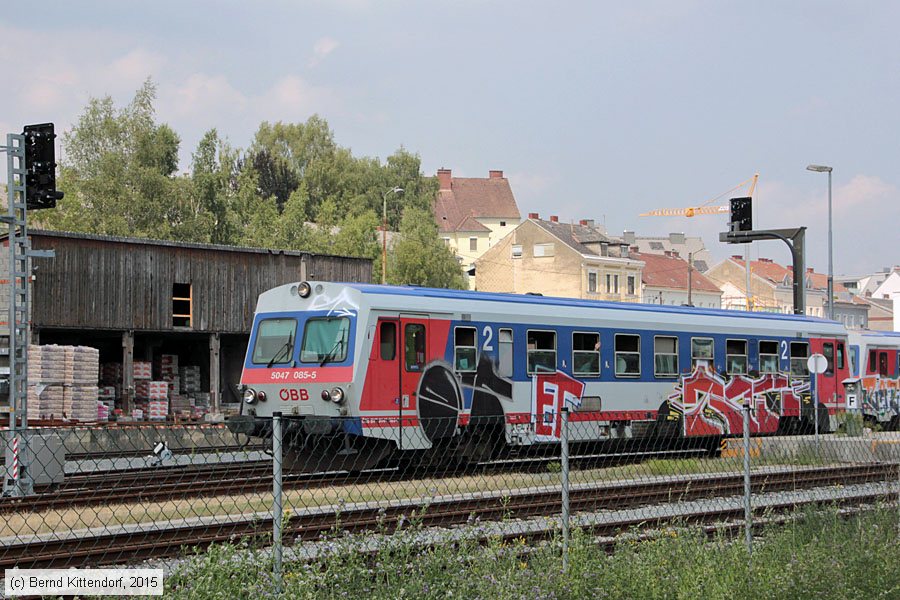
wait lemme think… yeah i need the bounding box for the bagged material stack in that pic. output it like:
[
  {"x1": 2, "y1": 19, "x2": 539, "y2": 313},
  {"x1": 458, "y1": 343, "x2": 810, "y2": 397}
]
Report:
[
  {"x1": 26, "y1": 345, "x2": 43, "y2": 420},
  {"x1": 41, "y1": 345, "x2": 66, "y2": 385},
  {"x1": 133, "y1": 361, "x2": 152, "y2": 380},
  {"x1": 101, "y1": 362, "x2": 123, "y2": 384},
  {"x1": 97, "y1": 401, "x2": 110, "y2": 421},
  {"x1": 41, "y1": 386, "x2": 65, "y2": 419},
  {"x1": 148, "y1": 400, "x2": 168, "y2": 420},
  {"x1": 180, "y1": 366, "x2": 201, "y2": 393},
  {"x1": 98, "y1": 386, "x2": 116, "y2": 401},
  {"x1": 69, "y1": 346, "x2": 99, "y2": 385}
]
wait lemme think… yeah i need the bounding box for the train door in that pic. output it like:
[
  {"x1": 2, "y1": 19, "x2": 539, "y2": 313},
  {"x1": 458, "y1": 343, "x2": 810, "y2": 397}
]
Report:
[
  {"x1": 400, "y1": 316, "x2": 430, "y2": 448},
  {"x1": 810, "y1": 338, "x2": 848, "y2": 412}
]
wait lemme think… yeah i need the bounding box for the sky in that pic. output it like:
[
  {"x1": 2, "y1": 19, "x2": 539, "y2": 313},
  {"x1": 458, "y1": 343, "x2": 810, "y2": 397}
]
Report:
[{"x1": 2, "y1": 0, "x2": 898, "y2": 276}]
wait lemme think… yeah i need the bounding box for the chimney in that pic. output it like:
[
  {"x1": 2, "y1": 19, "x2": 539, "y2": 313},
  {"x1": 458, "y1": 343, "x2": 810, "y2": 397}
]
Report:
[
  {"x1": 759, "y1": 258, "x2": 772, "y2": 263},
  {"x1": 488, "y1": 169, "x2": 504, "y2": 179},
  {"x1": 437, "y1": 168, "x2": 452, "y2": 190},
  {"x1": 732, "y1": 255, "x2": 743, "y2": 261},
  {"x1": 806, "y1": 267, "x2": 814, "y2": 274},
  {"x1": 664, "y1": 250, "x2": 672, "y2": 257},
  {"x1": 630, "y1": 245, "x2": 640, "y2": 254},
  {"x1": 671, "y1": 250, "x2": 680, "y2": 258},
  {"x1": 528, "y1": 212, "x2": 540, "y2": 220},
  {"x1": 550, "y1": 215, "x2": 559, "y2": 223},
  {"x1": 579, "y1": 219, "x2": 595, "y2": 227}
]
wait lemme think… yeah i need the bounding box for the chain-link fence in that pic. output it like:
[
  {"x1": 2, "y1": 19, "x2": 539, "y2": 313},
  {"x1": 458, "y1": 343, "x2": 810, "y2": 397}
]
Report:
[{"x1": 1, "y1": 412, "x2": 898, "y2": 595}]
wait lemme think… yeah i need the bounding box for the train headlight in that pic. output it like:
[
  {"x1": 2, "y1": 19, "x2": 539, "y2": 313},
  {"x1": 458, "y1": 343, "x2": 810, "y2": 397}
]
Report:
[
  {"x1": 321, "y1": 389, "x2": 332, "y2": 402},
  {"x1": 243, "y1": 388, "x2": 258, "y2": 405},
  {"x1": 297, "y1": 281, "x2": 312, "y2": 298},
  {"x1": 256, "y1": 390, "x2": 267, "y2": 403},
  {"x1": 330, "y1": 387, "x2": 345, "y2": 404}
]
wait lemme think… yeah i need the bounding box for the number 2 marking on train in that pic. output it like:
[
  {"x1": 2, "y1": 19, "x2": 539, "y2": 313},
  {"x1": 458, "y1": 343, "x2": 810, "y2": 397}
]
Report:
[
  {"x1": 780, "y1": 340, "x2": 788, "y2": 361},
  {"x1": 482, "y1": 325, "x2": 494, "y2": 352}
]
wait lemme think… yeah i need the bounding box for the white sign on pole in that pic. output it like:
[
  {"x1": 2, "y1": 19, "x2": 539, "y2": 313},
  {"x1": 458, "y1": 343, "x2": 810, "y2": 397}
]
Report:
[{"x1": 807, "y1": 353, "x2": 828, "y2": 375}]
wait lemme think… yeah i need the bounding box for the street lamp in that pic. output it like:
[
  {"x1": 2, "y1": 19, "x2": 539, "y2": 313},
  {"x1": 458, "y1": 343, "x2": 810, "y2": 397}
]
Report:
[
  {"x1": 806, "y1": 164, "x2": 833, "y2": 319},
  {"x1": 382, "y1": 186, "x2": 404, "y2": 284}
]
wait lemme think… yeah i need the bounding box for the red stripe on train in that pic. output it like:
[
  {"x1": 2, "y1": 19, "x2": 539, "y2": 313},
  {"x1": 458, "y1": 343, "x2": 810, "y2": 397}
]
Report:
[{"x1": 241, "y1": 366, "x2": 353, "y2": 385}]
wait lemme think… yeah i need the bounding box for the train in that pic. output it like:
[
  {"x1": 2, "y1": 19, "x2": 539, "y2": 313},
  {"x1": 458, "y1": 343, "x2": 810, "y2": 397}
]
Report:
[{"x1": 226, "y1": 281, "x2": 900, "y2": 472}]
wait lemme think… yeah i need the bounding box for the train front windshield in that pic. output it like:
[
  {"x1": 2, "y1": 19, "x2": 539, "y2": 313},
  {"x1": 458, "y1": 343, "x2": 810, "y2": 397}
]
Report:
[
  {"x1": 300, "y1": 317, "x2": 350, "y2": 364},
  {"x1": 252, "y1": 318, "x2": 297, "y2": 365}
]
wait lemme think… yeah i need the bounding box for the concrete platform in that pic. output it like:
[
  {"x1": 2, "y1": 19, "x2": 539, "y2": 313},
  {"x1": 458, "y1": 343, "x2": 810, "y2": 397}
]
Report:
[{"x1": 759, "y1": 431, "x2": 900, "y2": 463}]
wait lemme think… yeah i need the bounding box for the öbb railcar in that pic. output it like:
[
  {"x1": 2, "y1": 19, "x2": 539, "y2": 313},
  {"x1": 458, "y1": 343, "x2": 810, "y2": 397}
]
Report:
[{"x1": 226, "y1": 281, "x2": 900, "y2": 471}]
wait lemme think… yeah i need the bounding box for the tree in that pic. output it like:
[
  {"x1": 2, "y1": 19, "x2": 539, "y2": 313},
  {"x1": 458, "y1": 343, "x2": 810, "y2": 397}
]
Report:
[{"x1": 388, "y1": 206, "x2": 466, "y2": 289}]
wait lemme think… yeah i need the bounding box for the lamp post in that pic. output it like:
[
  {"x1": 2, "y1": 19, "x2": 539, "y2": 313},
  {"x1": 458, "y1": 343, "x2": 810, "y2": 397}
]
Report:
[
  {"x1": 382, "y1": 186, "x2": 404, "y2": 284},
  {"x1": 806, "y1": 164, "x2": 833, "y2": 319}
]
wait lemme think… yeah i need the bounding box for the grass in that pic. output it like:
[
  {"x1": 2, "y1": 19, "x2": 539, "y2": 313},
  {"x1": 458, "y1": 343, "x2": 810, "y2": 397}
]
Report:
[
  {"x1": 163, "y1": 505, "x2": 900, "y2": 599},
  {"x1": 3, "y1": 453, "x2": 837, "y2": 538}
]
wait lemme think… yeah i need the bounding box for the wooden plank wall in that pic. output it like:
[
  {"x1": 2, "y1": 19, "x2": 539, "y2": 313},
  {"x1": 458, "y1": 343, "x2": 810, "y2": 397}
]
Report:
[{"x1": 29, "y1": 235, "x2": 372, "y2": 333}]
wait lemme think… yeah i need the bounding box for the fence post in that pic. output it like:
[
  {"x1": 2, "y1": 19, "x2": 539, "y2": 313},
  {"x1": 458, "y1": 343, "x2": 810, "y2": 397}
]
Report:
[
  {"x1": 742, "y1": 403, "x2": 752, "y2": 556},
  {"x1": 560, "y1": 406, "x2": 570, "y2": 573},
  {"x1": 273, "y1": 412, "x2": 284, "y2": 595}
]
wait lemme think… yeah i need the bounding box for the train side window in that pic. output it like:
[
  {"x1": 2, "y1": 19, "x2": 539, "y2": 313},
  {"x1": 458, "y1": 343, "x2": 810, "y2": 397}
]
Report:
[
  {"x1": 822, "y1": 343, "x2": 835, "y2": 376},
  {"x1": 615, "y1": 334, "x2": 641, "y2": 377},
  {"x1": 527, "y1": 330, "x2": 556, "y2": 374},
  {"x1": 654, "y1": 336, "x2": 678, "y2": 377},
  {"x1": 836, "y1": 343, "x2": 845, "y2": 371},
  {"x1": 691, "y1": 337, "x2": 714, "y2": 369},
  {"x1": 869, "y1": 350, "x2": 877, "y2": 374},
  {"x1": 454, "y1": 327, "x2": 477, "y2": 373},
  {"x1": 726, "y1": 339, "x2": 748, "y2": 375},
  {"x1": 759, "y1": 341, "x2": 778, "y2": 373},
  {"x1": 498, "y1": 328, "x2": 513, "y2": 377},
  {"x1": 404, "y1": 324, "x2": 426, "y2": 371},
  {"x1": 790, "y1": 342, "x2": 809, "y2": 378},
  {"x1": 849, "y1": 347, "x2": 858, "y2": 375},
  {"x1": 572, "y1": 332, "x2": 600, "y2": 376},
  {"x1": 879, "y1": 351, "x2": 888, "y2": 376},
  {"x1": 379, "y1": 322, "x2": 396, "y2": 360}
]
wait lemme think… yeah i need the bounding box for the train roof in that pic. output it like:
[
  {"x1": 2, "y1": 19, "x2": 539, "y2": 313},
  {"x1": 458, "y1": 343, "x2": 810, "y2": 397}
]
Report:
[{"x1": 339, "y1": 283, "x2": 847, "y2": 331}]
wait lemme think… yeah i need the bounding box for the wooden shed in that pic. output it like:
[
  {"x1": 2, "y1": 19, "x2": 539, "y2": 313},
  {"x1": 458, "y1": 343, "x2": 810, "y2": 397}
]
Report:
[{"x1": 1, "y1": 230, "x2": 372, "y2": 416}]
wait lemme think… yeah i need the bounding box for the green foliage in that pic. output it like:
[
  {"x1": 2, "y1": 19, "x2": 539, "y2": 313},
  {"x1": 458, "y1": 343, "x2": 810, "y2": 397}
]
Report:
[
  {"x1": 388, "y1": 206, "x2": 467, "y2": 289},
  {"x1": 165, "y1": 506, "x2": 900, "y2": 599}
]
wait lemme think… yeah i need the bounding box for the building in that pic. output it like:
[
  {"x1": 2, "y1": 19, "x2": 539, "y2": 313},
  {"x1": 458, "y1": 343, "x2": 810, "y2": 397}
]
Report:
[
  {"x1": 871, "y1": 269, "x2": 900, "y2": 301},
  {"x1": 631, "y1": 250, "x2": 722, "y2": 308},
  {"x1": 622, "y1": 232, "x2": 713, "y2": 273},
  {"x1": 836, "y1": 267, "x2": 898, "y2": 298},
  {"x1": 475, "y1": 215, "x2": 643, "y2": 301},
  {"x1": 432, "y1": 169, "x2": 521, "y2": 287},
  {"x1": 705, "y1": 256, "x2": 837, "y2": 317},
  {"x1": 0, "y1": 230, "x2": 372, "y2": 417}
]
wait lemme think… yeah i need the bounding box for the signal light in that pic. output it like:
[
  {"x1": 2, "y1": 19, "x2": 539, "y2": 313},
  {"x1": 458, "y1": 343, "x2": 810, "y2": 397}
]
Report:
[
  {"x1": 22, "y1": 123, "x2": 64, "y2": 210},
  {"x1": 729, "y1": 196, "x2": 752, "y2": 233}
]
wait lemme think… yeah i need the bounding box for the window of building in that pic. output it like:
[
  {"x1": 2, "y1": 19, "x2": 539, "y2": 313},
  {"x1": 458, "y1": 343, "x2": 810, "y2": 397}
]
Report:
[
  {"x1": 588, "y1": 271, "x2": 598, "y2": 293},
  {"x1": 613, "y1": 274, "x2": 619, "y2": 294},
  {"x1": 605, "y1": 274, "x2": 612, "y2": 293},
  {"x1": 442, "y1": 237, "x2": 450, "y2": 246},
  {"x1": 759, "y1": 340, "x2": 778, "y2": 373},
  {"x1": 615, "y1": 334, "x2": 640, "y2": 377},
  {"x1": 822, "y1": 342, "x2": 835, "y2": 376},
  {"x1": 573, "y1": 332, "x2": 600, "y2": 376},
  {"x1": 469, "y1": 237, "x2": 478, "y2": 252},
  {"x1": 533, "y1": 243, "x2": 555, "y2": 257},
  {"x1": 526, "y1": 330, "x2": 556, "y2": 374},
  {"x1": 511, "y1": 245, "x2": 523, "y2": 258},
  {"x1": 627, "y1": 275, "x2": 636, "y2": 296},
  {"x1": 172, "y1": 283, "x2": 192, "y2": 328},
  {"x1": 726, "y1": 339, "x2": 748, "y2": 374},
  {"x1": 379, "y1": 321, "x2": 396, "y2": 360},
  {"x1": 654, "y1": 336, "x2": 678, "y2": 377},
  {"x1": 500, "y1": 221, "x2": 506, "y2": 227},
  {"x1": 454, "y1": 327, "x2": 477, "y2": 373},
  {"x1": 790, "y1": 342, "x2": 809, "y2": 378},
  {"x1": 691, "y1": 337, "x2": 714, "y2": 368},
  {"x1": 498, "y1": 328, "x2": 513, "y2": 377},
  {"x1": 405, "y1": 323, "x2": 426, "y2": 371}
]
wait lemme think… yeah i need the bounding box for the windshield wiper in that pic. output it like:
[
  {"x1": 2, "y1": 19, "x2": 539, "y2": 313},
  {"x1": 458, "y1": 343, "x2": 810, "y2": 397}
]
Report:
[
  {"x1": 319, "y1": 338, "x2": 345, "y2": 367},
  {"x1": 266, "y1": 333, "x2": 294, "y2": 368}
]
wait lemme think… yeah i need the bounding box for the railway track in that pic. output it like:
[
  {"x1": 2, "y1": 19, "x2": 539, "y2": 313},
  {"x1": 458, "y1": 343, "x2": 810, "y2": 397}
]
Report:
[
  {"x1": 1, "y1": 448, "x2": 707, "y2": 514},
  {"x1": 0, "y1": 462, "x2": 894, "y2": 570}
]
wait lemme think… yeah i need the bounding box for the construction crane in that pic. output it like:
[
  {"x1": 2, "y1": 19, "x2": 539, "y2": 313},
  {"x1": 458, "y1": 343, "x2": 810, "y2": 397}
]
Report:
[
  {"x1": 639, "y1": 173, "x2": 759, "y2": 218},
  {"x1": 638, "y1": 173, "x2": 760, "y2": 311}
]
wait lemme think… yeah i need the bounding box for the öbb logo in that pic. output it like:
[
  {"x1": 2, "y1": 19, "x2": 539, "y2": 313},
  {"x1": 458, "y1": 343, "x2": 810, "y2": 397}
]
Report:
[{"x1": 279, "y1": 388, "x2": 309, "y2": 401}]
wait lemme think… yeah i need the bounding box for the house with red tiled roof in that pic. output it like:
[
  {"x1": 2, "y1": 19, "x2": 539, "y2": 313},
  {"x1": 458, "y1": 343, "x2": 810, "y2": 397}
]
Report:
[
  {"x1": 630, "y1": 251, "x2": 722, "y2": 308},
  {"x1": 432, "y1": 169, "x2": 521, "y2": 287}
]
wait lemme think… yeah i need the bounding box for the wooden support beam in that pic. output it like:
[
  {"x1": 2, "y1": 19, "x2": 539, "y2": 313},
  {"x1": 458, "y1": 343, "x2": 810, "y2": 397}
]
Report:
[
  {"x1": 209, "y1": 332, "x2": 220, "y2": 416},
  {"x1": 122, "y1": 330, "x2": 134, "y2": 415}
]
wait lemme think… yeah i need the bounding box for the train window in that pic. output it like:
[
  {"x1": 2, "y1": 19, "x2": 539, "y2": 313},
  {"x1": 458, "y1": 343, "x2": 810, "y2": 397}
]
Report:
[
  {"x1": 869, "y1": 350, "x2": 877, "y2": 374},
  {"x1": 879, "y1": 352, "x2": 889, "y2": 376},
  {"x1": 454, "y1": 327, "x2": 477, "y2": 373},
  {"x1": 691, "y1": 338, "x2": 714, "y2": 368},
  {"x1": 572, "y1": 332, "x2": 600, "y2": 376},
  {"x1": 379, "y1": 322, "x2": 396, "y2": 361},
  {"x1": 759, "y1": 341, "x2": 778, "y2": 373},
  {"x1": 654, "y1": 336, "x2": 678, "y2": 377},
  {"x1": 526, "y1": 330, "x2": 557, "y2": 374},
  {"x1": 252, "y1": 318, "x2": 297, "y2": 365},
  {"x1": 837, "y1": 343, "x2": 845, "y2": 371},
  {"x1": 822, "y1": 343, "x2": 834, "y2": 376},
  {"x1": 498, "y1": 328, "x2": 514, "y2": 377},
  {"x1": 615, "y1": 334, "x2": 640, "y2": 377},
  {"x1": 790, "y1": 342, "x2": 809, "y2": 378},
  {"x1": 404, "y1": 324, "x2": 427, "y2": 371},
  {"x1": 300, "y1": 317, "x2": 350, "y2": 364},
  {"x1": 726, "y1": 340, "x2": 748, "y2": 375},
  {"x1": 849, "y1": 347, "x2": 858, "y2": 375}
]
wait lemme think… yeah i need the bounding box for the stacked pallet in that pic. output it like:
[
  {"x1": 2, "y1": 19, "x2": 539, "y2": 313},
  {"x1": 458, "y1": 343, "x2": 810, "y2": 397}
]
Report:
[
  {"x1": 155, "y1": 354, "x2": 180, "y2": 397},
  {"x1": 26, "y1": 346, "x2": 43, "y2": 420},
  {"x1": 180, "y1": 366, "x2": 201, "y2": 393},
  {"x1": 39, "y1": 345, "x2": 66, "y2": 419},
  {"x1": 25, "y1": 345, "x2": 100, "y2": 421},
  {"x1": 133, "y1": 361, "x2": 152, "y2": 380}
]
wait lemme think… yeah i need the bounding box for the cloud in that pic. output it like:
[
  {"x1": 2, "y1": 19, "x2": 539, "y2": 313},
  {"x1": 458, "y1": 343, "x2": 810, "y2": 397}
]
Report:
[
  {"x1": 109, "y1": 49, "x2": 167, "y2": 85},
  {"x1": 309, "y1": 37, "x2": 340, "y2": 68}
]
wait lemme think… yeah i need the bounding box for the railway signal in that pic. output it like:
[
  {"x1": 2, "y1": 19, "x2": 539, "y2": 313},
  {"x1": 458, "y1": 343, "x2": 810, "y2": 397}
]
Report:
[{"x1": 22, "y1": 123, "x2": 64, "y2": 210}]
